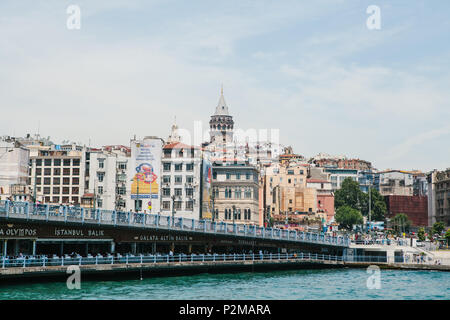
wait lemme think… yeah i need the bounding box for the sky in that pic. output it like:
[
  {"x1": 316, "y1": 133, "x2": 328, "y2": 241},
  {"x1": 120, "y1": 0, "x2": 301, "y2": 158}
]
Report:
[{"x1": 0, "y1": 0, "x2": 449, "y2": 172}]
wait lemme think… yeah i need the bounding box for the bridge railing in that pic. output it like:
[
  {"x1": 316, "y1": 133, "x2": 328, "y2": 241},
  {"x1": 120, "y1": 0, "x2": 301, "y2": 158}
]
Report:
[
  {"x1": 0, "y1": 201, "x2": 350, "y2": 247},
  {"x1": 0, "y1": 252, "x2": 345, "y2": 269}
]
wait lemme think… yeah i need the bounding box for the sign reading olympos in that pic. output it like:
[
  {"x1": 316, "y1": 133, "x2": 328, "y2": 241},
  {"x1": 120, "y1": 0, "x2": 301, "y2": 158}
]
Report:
[{"x1": 0, "y1": 228, "x2": 37, "y2": 237}]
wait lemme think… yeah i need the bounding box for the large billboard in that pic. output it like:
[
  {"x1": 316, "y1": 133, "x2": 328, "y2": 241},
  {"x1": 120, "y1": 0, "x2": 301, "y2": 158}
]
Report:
[
  {"x1": 201, "y1": 153, "x2": 213, "y2": 219},
  {"x1": 130, "y1": 137, "x2": 162, "y2": 214}
]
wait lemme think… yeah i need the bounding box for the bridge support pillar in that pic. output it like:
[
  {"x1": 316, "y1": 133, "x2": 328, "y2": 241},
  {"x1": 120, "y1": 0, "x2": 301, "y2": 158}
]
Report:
[
  {"x1": 188, "y1": 244, "x2": 192, "y2": 254},
  {"x1": 60, "y1": 242, "x2": 64, "y2": 256},
  {"x1": 171, "y1": 242, "x2": 175, "y2": 253},
  {"x1": 152, "y1": 242, "x2": 156, "y2": 254},
  {"x1": 132, "y1": 243, "x2": 137, "y2": 255},
  {"x1": 2, "y1": 240, "x2": 7, "y2": 256},
  {"x1": 32, "y1": 240, "x2": 37, "y2": 256},
  {"x1": 110, "y1": 242, "x2": 115, "y2": 254}
]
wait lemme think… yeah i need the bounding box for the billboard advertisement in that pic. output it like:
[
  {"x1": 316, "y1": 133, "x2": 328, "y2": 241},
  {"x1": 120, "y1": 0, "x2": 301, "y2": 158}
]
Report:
[
  {"x1": 201, "y1": 154, "x2": 213, "y2": 219},
  {"x1": 130, "y1": 137, "x2": 162, "y2": 214}
]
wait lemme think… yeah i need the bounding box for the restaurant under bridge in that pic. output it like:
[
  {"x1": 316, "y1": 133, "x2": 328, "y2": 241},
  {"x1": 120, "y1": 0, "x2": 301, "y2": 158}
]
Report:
[{"x1": 0, "y1": 201, "x2": 350, "y2": 258}]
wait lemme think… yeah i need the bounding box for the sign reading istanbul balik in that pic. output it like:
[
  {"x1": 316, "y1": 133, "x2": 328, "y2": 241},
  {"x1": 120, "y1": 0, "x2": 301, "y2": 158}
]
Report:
[{"x1": 130, "y1": 137, "x2": 162, "y2": 214}]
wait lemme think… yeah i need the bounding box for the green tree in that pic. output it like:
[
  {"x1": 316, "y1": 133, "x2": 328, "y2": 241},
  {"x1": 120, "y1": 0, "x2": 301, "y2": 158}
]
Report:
[
  {"x1": 335, "y1": 178, "x2": 365, "y2": 212},
  {"x1": 417, "y1": 227, "x2": 426, "y2": 242},
  {"x1": 392, "y1": 213, "x2": 411, "y2": 235},
  {"x1": 444, "y1": 229, "x2": 450, "y2": 245},
  {"x1": 335, "y1": 205, "x2": 364, "y2": 230},
  {"x1": 361, "y1": 188, "x2": 387, "y2": 221},
  {"x1": 432, "y1": 222, "x2": 445, "y2": 236}
]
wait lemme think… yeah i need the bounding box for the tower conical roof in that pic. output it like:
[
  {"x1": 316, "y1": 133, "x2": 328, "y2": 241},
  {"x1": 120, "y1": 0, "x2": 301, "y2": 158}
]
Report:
[{"x1": 214, "y1": 86, "x2": 229, "y2": 116}]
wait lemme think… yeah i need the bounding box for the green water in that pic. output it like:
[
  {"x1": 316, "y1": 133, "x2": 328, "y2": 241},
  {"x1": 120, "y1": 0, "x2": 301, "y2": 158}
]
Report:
[{"x1": 0, "y1": 269, "x2": 448, "y2": 300}]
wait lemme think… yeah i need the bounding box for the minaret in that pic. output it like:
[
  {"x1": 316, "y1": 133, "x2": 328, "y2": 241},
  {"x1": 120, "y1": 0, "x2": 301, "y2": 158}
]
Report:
[{"x1": 209, "y1": 85, "x2": 234, "y2": 146}]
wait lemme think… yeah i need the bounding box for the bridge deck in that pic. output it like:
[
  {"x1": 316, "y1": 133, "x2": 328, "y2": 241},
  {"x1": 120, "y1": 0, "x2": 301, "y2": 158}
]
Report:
[{"x1": 0, "y1": 201, "x2": 350, "y2": 247}]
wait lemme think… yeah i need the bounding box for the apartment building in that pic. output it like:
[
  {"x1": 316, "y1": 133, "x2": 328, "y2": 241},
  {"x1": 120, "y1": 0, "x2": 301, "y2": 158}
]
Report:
[
  {"x1": 0, "y1": 137, "x2": 30, "y2": 201},
  {"x1": 211, "y1": 159, "x2": 260, "y2": 225},
  {"x1": 28, "y1": 144, "x2": 87, "y2": 205},
  {"x1": 84, "y1": 145, "x2": 131, "y2": 211},
  {"x1": 428, "y1": 169, "x2": 450, "y2": 226},
  {"x1": 375, "y1": 170, "x2": 414, "y2": 196},
  {"x1": 160, "y1": 142, "x2": 202, "y2": 220}
]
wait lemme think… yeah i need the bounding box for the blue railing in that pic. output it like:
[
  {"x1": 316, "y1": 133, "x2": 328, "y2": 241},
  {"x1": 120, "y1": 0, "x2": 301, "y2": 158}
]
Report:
[
  {"x1": 0, "y1": 201, "x2": 350, "y2": 247},
  {"x1": 1, "y1": 252, "x2": 345, "y2": 269}
]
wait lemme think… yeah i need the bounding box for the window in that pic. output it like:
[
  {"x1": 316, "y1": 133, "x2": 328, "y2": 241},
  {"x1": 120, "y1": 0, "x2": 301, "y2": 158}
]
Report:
[
  {"x1": 44, "y1": 178, "x2": 51, "y2": 185},
  {"x1": 63, "y1": 168, "x2": 71, "y2": 176},
  {"x1": 116, "y1": 187, "x2": 126, "y2": 195},
  {"x1": 300, "y1": 170, "x2": 304, "y2": 175},
  {"x1": 98, "y1": 159, "x2": 104, "y2": 169},
  {"x1": 162, "y1": 201, "x2": 170, "y2": 210},
  {"x1": 163, "y1": 150, "x2": 172, "y2": 158},
  {"x1": 53, "y1": 168, "x2": 61, "y2": 175},
  {"x1": 97, "y1": 199, "x2": 102, "y2": 208},
  {"x1": 63, "y1": 177, "x2": 70, "y2": 185},
  {"x1": 288, "y1": 170, "x2": 294, "y2": 175},
  {"x1": 72, "y1": 187, "x2": 79, "y2": 194},
  {"x1": 186, "y1": 188, "x2": 193, "y2": 196},
  {"x1": 53, "y1": 187, "x2": 60, "y2": 194},
  {"x1": 63, "y1": 159, "x2": 71, "y2": 166},
  {"x1": 175, "y1": 188, "x2": 182, "y2": 196},
  {"x1": 162, "y1": 176, "x2": 171, "y2": 184},
  {"x1": 186, "y1": 201, "x2": 193, "y2": 211},
  {"x1": 97, "y1": 172, "x2": 104, "y2": 182},
  {"x1": 72, "y1": 168, "x2": 80, "y2": 175},
  {"x1": 225, "y1": 209, "x2": 231, "y2": 220},
  {"x1": 36, "y1": 168, "x2": 42, "y2": 176},
  {"x1": 245, "y1": 188, "x2": 252, "y2": 199},
  {"x1": 244, "y1": 209, "x2": 251, "y2": 220},
  {"x1": 54, "y1": 159, "x2": 61, "y2": 166},
  {"x1": 72, "y1": 177, "x2": 79, "y2": 185},
  {"x1": 36, "y1": 178, "x2": 41, "y2": 185},
  {"x1": 175, "y1": 176, "x2": 182, "y2": 184},
  {"x1": 43, "y1": 187, "x2": 51, "y2": 195},
  {"x1": 226, "y1": 173, "x2": 231, "y2": 179},
  {"x1": 288, "y1": 179, "x2": 291, "y2": 184},
  {"x1": 44, "y1": 159, "x2": 52, "y2": 166},
  {"x1": 98, "y1": 186, "x2": 103, "y2": 195},
  {"x1": 236, "y1": 173, "x2": 241, "y2": 180},
  {"x1": 52, "y1": 197, "x2": 60, "y2": 203},
  {"x1": 163, "y1": 163, "x2": 171, "y2": 172},
  {"x1": 36, "y1": 159, "x2": 42, "y2": 166},
  {"x1": 73, "y1": 159, "x2": 80, "y2": 166},
  {"x1": 235, "y1": 188, "x2": 242, "y2": 199},
  {"x1": 213, "y1": 172, "x2": 217, "y2": 179},
  {"x1": 118, "y1": 162, "x2": 127, "y2": 170},
  {"x1": 162, "y1": 188, "x2": 171, "y2": 197},
  {"x1": 235, "y1": 208, "x2": 241, "y2": 220},
  {"x1": 174, "y1": 201, "x2": 182, "y2": 210},
  {"x1": 246, "y1": 173, "x2": 251, "y2": 180},
  {"x1": 62, "y1": 196, "x2": 69, "y2": 203},
  {"x1": 175, "y1": 163, "x2": 182, "y2": 171},
  {"x1": 225, "y1": 188, "x2": 232, "y2": 199},
  {"x1": 186, "y1": 163, "x2": 194, "y2": 171},
  {"x1": 186, "y1": 176, "x2": 194, "y2": 183}
]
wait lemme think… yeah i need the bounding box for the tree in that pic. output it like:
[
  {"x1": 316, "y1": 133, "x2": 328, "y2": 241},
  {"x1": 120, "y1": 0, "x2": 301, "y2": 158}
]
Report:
[
  {"x1": 432, "y1": 222, "x2": 445, "y2": 236},
  {"x1": 361, "y1": 188, "x2": 386, "y2": 221},
  {"x1": 335, "y1": 205, "x2": 364, "y2": 230},
  {"x1": 392, "y1": 213, "x2": 411, "y2": 235},
  {"x1": 444, "y1": 229, "x2": 450, "y2": 245},
  {"x1": 417, "y1": 227, "x2": 426, "y2": 242},
  {"x1": 335, "y1": 178, "x2": 365, "y2": 212}
]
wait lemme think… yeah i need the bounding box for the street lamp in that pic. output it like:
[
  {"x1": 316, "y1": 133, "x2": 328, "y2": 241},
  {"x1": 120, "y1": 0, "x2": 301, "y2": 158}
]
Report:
[
  {"x1": 232, "y1": 205, "x2": 236, "y2": 225},
  {"x1": 171, "y1": 194, "x2": 177, "y2": 226}
]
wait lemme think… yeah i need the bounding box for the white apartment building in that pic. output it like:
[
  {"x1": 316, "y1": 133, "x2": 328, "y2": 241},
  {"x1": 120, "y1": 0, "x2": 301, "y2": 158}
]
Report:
[
  {"x1": 0, "y1": 137, "x2": 30, "y2": 201},
  {"x1": 86, "y1": 146, "x2": 131, "y2": 211},
  {"x1": 160, "y1": 142, "x2": 202, "y2": 220},
  {"x1": 28, "y1": 143, "x2": 87, "y2": 205}
]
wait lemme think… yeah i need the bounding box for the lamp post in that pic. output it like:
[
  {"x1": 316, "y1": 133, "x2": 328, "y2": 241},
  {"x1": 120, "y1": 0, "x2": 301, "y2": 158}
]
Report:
[
  {"x1": 232, "y1": 205, "x2": 236, "y2": 225},
  {"x1": 171, "y1": 194, "x2": 177, "y2": 227}
]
